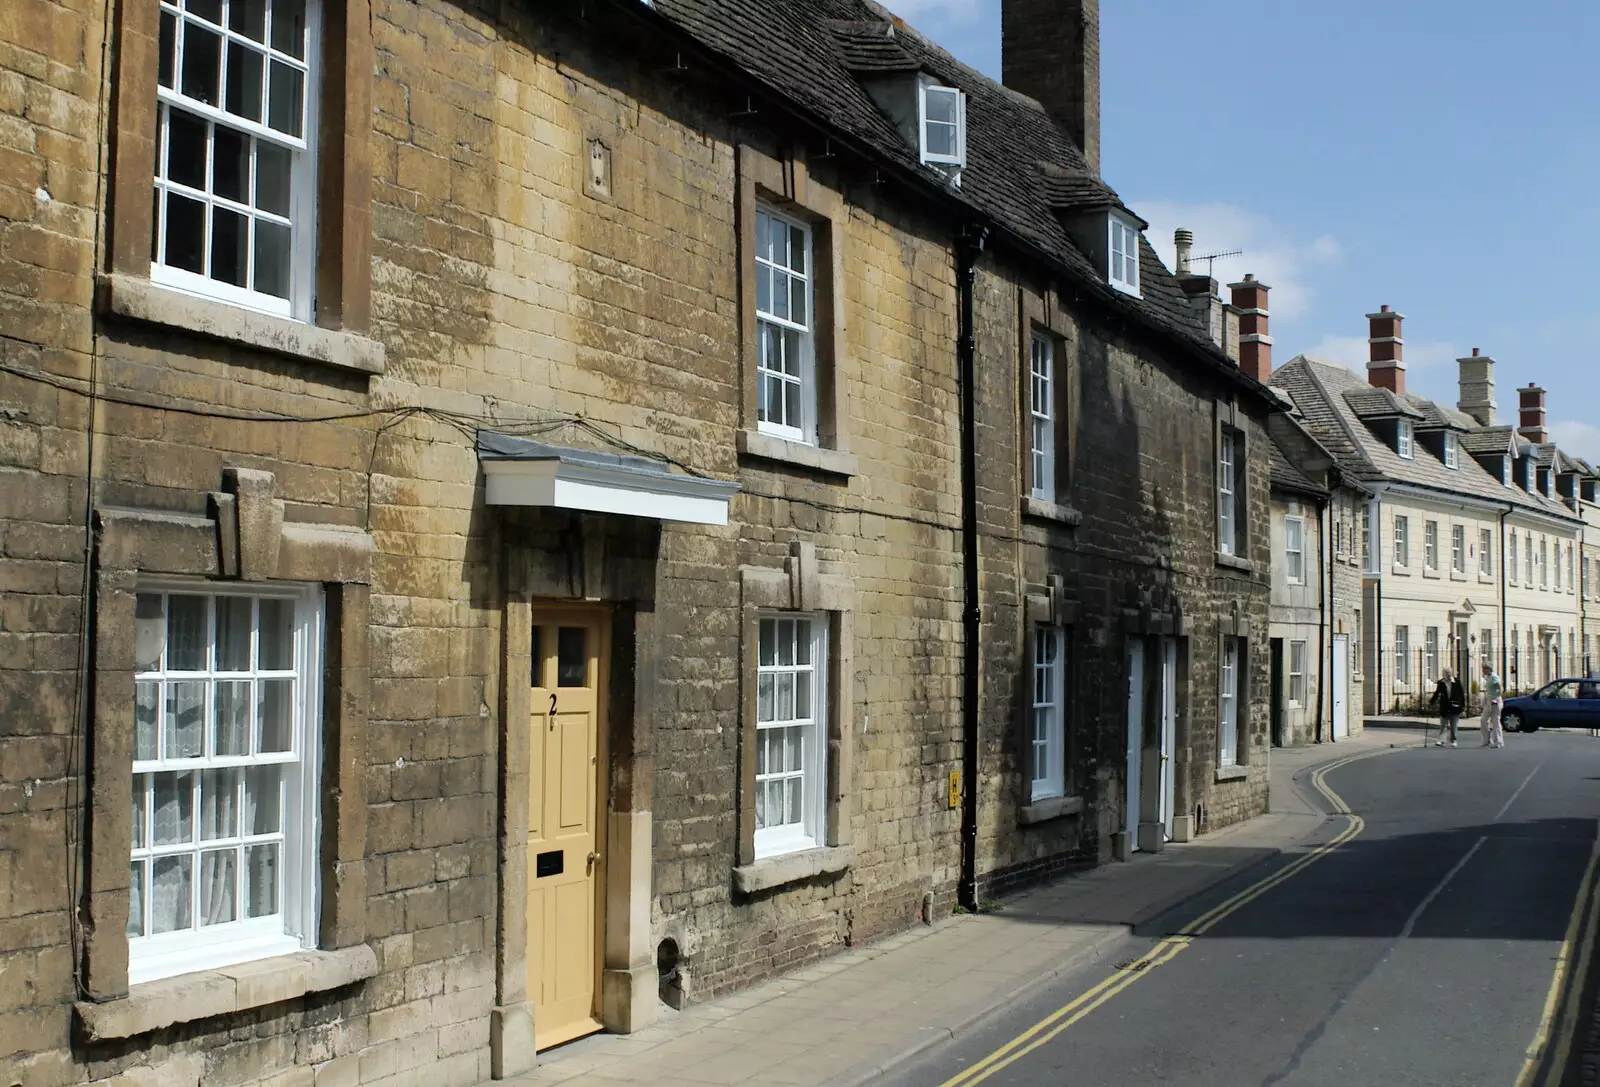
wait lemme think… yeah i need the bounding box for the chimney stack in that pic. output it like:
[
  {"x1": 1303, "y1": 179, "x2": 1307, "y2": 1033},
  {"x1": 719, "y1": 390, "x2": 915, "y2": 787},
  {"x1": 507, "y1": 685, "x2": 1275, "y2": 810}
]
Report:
[
  {"x1": 1366, "y1": 305, "x2": 1405, "y2": 395},
  {"x1": 1229, "y1": 274, "x2": 1272, "y2": 382},
  {"x1": 1456, "y1": 348, "x2": 1497, "y2": 427},
  {"x1": 1174, "y1": 228, "x2": 1193, "y2": 275},
  {"x1": 1519, "y1": 383, "x2": 1548, "y2": 444},
  {"x1": 1001, "y1": 0, "x2": 1101, "y2": 174}
]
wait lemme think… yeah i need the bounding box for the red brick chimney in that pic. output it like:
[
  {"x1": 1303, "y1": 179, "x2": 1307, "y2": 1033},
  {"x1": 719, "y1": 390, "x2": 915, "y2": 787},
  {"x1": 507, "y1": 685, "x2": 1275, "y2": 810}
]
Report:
[
  {"x1": 1366, "y1": 305, "x2": 1405, "y2": 395},
  {"x1": 1001, "y1": 0, "x2": 1101, "y2": 174},
  {"x1": 1229, "y1": 274, "x2": 1272, "y2": 382},
  {"x1": 1519, "y1": 383, "x2": 1548, "y2": 444}
]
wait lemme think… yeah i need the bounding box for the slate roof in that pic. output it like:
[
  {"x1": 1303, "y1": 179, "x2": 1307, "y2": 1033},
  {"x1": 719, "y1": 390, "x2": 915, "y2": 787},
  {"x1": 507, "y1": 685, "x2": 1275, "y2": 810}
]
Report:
[
  {"x1": 1460, "y1": 427, "x2": 1518, "y2": 457},
  {"x1": 637, "y1": 0, "x2": 1265, "y2": 398},
  {"x1": 1342, "y1": 386, "x2": 1425, "y2": 420},
  {"x1": 1267, "y1": 438, "x2": 1326, "y2": 498},
  {"x1": 1269, "y1": 357, "x2": 1581, "y2": 522}
]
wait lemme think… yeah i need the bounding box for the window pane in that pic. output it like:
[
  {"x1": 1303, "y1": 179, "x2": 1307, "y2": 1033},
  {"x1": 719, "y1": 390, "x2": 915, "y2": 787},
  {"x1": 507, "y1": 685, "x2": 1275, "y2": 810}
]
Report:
[
  {"x1": 128, "y1": 861, "x2": 145, "y2": 938},
  {"x1": 790, "y1": 275, "x2": 806, "y2": 325},
  {"x1": 266, "y1": 60, "x2": 303, "y2": 137},
  {"x1": 214, "y1": 680, "x2": 250, "y2": 755},
  {"x1": 225, "y1": 43, "x2": 264, "y2": 121},
  {"x1": 164, "y1": 193, "x2": 207, "y2": 273},
  {"x1": 783, "y1": 380, "x2": 800, "y2": 431},
  {"x1": 925, "y1": 120, "x2": 955, "y2": 158},
  {"x1": 135, "y1": 681, "x2": 159, "y2": 760},
  {"x1": 244, "y1": 764, "x2": 281, "y2": 834},
  {"x1": 258, "y1": 597, "x2": 294, "y2": 669},
  {"x1": 786, "y1": 777, "x2": 802, "y2": 824},
  {"x1": 214, "y1": 596, "x2": 252, "y2": 670},
  {"x1": 131, "y1": 777, "x2": 147, "y2": 848},
  {"x1": 165, "y1": 109, "x2": 208, "y2": 191},
  {"x1": 152, "y1": 772, "x2": 194, "y2": 846},
  {"x1": 270, "y1": 0, "x2": 306, "y2": 57},
  {"x1": 166, "y1": 594, "x2": 207, "y2": 669},
  {"x1": 789, "y1": 226, "x2": 806, "y2": 274},
  {"x1": 755, "y1": 782, "x2": 769, "y2": 830},
  {"x1": 159, "y1": 10, "x2": 177, "y2": 88},
  {"x1": 211, "y1": 206, "x2": 248, "y2": 286},
  {"x1": 759, "y1": 620, "x2": 775, "y2": 664},
  {"x1": 769, "y1": 269, "x2": 789, "y2": 321},
  {"x1": 180, "y1": 22, "x2": 222, "y2": 106},
  {"x1": 166, "y1": 681, "x2": 205, "y2": 758},
  {"x1": 757, "y1": 673, "x2": 774, "y2": 723},
  {"x1": 756, "y1": 265, "x2": 771, "y2": 315},
  {"x1": 253, "y1": 218, "x2": 291, "y2": 299},
  {"x1": 230, "y1": 0, "x2": 266, "y2": 40},
  {"x1": 187, "y1": 0, "x2": 222, "y2": 24},
  {"x1": 557, "y1": 627, "x2": 587, "y2": 687},
  {"x1": 200, "y1": 768, "x2": 239, "y2": 839},
  {"x1": 150, "y1": 854, "x2": 193, "y2": 934},
  {"x1": 926, "y1": 88, "x2": 957, "y2": 124},
  {"x1": 257, "y1": 678, "x2": 293, "y2": 752},
  {"x1": 776, "y1": 672, "x2": 794, "y2": 720},
  {"x1": 199, "y1": 849, "x2": 237, "y2": 925},
  {"x1": 245, "y1": 842, "x2": 279, "y2": 917},
  {"x1": 785, "y1": 725, "x2": 802, "y2": 770}
]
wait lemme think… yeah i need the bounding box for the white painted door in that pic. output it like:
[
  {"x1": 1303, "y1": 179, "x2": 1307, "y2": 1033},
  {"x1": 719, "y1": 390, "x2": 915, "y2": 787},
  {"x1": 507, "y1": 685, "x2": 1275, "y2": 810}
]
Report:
[
  {"x1": 1160, "y1": 638, "x2": 1178, "y2": 841},
  {"x1": 1126, "y1": 640, "x2": 1145, "y2": 848},
  {"x1": 1332, "y1": 635, "x2": 1349, "y2": 740}
]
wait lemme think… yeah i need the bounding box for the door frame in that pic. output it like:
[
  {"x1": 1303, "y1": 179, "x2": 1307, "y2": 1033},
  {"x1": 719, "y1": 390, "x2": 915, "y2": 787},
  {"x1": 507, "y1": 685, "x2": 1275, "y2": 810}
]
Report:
[
  {"x1": 527, "y1": 604, "x2": 611, "y2": 1051},
  {"x1": 1125, "y1": 639, "x2": 1145, "y2": 850},
  {"x1": 1269, "y1": 637, "x2": 1285, "y2": 747},
  {"x1": 1332, "y1": 634, "x2": 1349, "y2": 741},
  {"x1": 1159, "y1": 637, "x2": 1178, "y2": 841}
]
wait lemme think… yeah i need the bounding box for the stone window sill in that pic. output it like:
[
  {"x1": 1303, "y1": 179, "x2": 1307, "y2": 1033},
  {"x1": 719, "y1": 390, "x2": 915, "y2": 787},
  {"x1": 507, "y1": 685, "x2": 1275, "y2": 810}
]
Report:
[
  {"x1": 74, "y1": 945, "x2": 377, "y2": 1042},
  {"x1": 1422, "y1": 568, "x2": 1441, "y2": 580},
  {"x1": 1391, "y1": 565, "x2": 1410, "y2": 576},
  {"x1": 737, "y1": 430, "x2": 857, "y2": 478},
  {"x1": 1450, "y1": 571, "x2": 1468, "y2": 581},
  {"x1": 1214, "y1": 764, "x2": 1250, "y2": 783},
  {"x1": 1022, "y1": 497, "x2": 1083, "y2": 527},
  {"x1": 1019, "y1": 795, "x2": 1084, "y2": 826},
  {"x1": 102, "y1": 274, "x2": 385, "y2": 375},
  {"x1": 1216, "y1": 553, "x2": 1254, "y2": 574},
  {"x1": 733, "y1": 845, "x2": 854, "y2": 894}
]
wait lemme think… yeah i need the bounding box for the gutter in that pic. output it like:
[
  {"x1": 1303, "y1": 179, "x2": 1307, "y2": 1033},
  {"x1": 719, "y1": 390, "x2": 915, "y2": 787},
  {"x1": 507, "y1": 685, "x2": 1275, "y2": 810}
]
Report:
[{"x1": 956, "y1": 224, "x2": 988, "y2": 912}]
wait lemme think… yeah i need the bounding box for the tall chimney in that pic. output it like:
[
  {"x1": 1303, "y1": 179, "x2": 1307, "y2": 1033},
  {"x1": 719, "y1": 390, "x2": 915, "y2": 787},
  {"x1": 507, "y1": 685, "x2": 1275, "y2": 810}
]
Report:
[
  {"x1": 1229, "y1": 274, "x2": 1272, "y2": 382},
  {"x1": 1174, "y1": 228, "x2": 1193, "y2": 275},
  {"x1": 1366, "y1": 305, "x2": 1405, "y2": 395},
  {"x1": 1001, "y1": 0, "x2": 1101, "y2": 174},
  {"x1": 1456, "y1": 348, "x2": 1497, "y2": 426},
  {"x1": 1519, "y1": 383, "x2": 1548, "y2": 444}
]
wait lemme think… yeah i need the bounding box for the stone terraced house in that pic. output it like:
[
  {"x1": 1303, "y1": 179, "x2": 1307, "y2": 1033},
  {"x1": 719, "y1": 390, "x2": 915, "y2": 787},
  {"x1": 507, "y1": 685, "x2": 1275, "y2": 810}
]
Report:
[{"x1": 0, "y1": 0, "x2": 1277, "y2": 1082}]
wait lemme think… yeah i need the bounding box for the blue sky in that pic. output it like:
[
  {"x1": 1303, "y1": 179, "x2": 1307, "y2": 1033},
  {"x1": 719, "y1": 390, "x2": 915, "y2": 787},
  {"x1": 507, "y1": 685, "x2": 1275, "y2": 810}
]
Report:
[{"x1": 886, "y1": 1, "x2": 1600, "y2": 459}]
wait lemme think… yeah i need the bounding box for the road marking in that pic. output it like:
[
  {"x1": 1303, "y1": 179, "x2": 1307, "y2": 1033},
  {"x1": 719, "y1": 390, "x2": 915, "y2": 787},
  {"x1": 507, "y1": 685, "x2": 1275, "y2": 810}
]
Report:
[
  {"x1": 1495, "y1": 759, "x2": 1547, "y2": 822},
  {"x1": 1516, "y1": 820, "x2": 1600, "y2": 1087},
  {"x1": 1398, "y1": 837, "x2": 1484, "y2": 940},
  {"x1": 935, "y1": 748, "x2": 1389, "y2": 1087}
]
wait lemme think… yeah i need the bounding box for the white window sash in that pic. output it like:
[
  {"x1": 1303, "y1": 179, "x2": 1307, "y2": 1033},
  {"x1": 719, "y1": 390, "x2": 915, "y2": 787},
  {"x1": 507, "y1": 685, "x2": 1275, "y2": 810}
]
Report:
[
  {"x1": 1288, "y1": 641, "x2": 1306, "y2": 706},
  {"x1": 753, "y1": 207, "x2": 816, "y2": 445},
  {"x1": 753, "y1": 614, "x2": 827, "y2": 859},
  {"x1": 128, "y1": 581, "x2": 322, "y2": 986},
  {"x1": 1029, "y1": 334, "x2": 1054, "y2": 501},
  {"x1": 1218, "y1": 638, "x2": 1239, "y2": 767},
  {"x1": 1030, "y1": 626, "x2": 1065, "y2": 802},
  {"x1": 1284, "y1": 517, "x2": 1304, "y2": 583},
  {"x1": 918, "y1": 83, "x2": 965, "y2": 166},
  {"x1": 1218, "y1": 432, "x2": 1237, "y2": 555}
]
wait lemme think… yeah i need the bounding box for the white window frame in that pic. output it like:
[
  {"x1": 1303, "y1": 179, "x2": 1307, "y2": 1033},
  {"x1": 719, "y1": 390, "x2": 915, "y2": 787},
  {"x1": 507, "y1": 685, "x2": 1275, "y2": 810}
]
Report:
[
  {"x1": 1362, "y1": 499, "x2": 1378, "y2": 574},
  {"x1": 129, "y1": 580, "x2": 323, "y2": 986},
  {"x1": 1219, "y1": 637, "x2": 1241, "y2": 767},
  {"x1": 1526, "y1": 532, "x2": 1535, "y2": 585},
  {"x1": 1030, "y1": 626, "x2": 1066, "y2": 802},
  {"x1": 1452, "y1": 524, "x2": 1466, "y2": 574},
  {"x1": 1480, "y1": 528, "x2": 1493, "y2": 576},
  {"x1": 1556, "y1": 542, "x2": 1563, "y2": 590},
  {"x1": 1443, "y1": 432, "x2": 1459, "y2": 469},
  {"x1": 917, "y1": 79, "x2": 966, "y2": 168},
  {"x1": 1425, "y1": 627, "x2": 1439, "y2": 680},
  {"x1": 1510, "y1": 533, "x2": 1519, "y2": 584},
  {"x1": 1397, "y1": 420, "x2": 1415, "y2": 459},
  {"x1": 1218, "y1": 428, "x2": 1245, "y2": 556},
  {"x1": 1395, "y1": 626, "x2": 1411, "y2": 684},
  {"x1": 753, "y1": 205, "x2": 817, "y2": 445},
  {"x1": 1284, "y1": 515, "x2": 1305, "y2": 585},
  {"x1": 1394, "y1": 515, "x2": 1410, "y2": 569},
  {"x1": 753, "y1": 613, "x2": 827, "y2": 859},
  {"x1": 1029, "y1": 332, "x2": 1055, "y2": 502},
  {"x1": 1424, "y1": 520, "x2": 1439, "y2": 571},
  {"x1": 152, "y1": 0, "x2": 320, "y2": 321},
  {"x1": 1503, "y1": 458, "x2": 1513, "y2": 487},
  {"x1": 1541, "y1": 537, "x2": 1550, "y2": 589},
  {"x1": 1107, "y1": 214, "x2": 1141, "y2": 297},
  {"x1": 1288, "y1": 640, "x2": 1307, "y2": 707}
]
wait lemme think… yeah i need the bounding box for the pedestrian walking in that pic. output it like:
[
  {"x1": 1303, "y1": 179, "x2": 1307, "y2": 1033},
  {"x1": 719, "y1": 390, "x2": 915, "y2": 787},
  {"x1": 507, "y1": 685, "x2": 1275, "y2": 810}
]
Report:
[
  {"x1": 1430, "y1": 668, "x2": 1465, "y2": 747},
  {"x1": 1481, "y1": 662, "x2": 1505, "y2": 748}
]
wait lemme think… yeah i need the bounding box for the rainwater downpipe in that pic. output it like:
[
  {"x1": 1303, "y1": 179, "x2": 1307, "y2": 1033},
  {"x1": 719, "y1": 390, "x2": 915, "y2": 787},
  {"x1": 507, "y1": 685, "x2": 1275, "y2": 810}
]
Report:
[
  {"x1": 956, "y1": 224, "x2": 989, "y2": 913},
  {"x1": 1499, "y1": 506, "x2": 1511, "y2": 680},
  {"x1": 1317, "y1": 495, "x2": 1329, "y2": 743}
]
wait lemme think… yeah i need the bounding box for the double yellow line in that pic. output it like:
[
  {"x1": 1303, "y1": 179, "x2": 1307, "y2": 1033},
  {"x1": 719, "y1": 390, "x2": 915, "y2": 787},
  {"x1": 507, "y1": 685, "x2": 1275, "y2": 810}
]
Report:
[
  {"x1": 936, "y1": 749, "x2": 1384, "y2": 1087},
  {"x1": 1516, "y1": 824, "x2": 1600, "y2": 1087}
]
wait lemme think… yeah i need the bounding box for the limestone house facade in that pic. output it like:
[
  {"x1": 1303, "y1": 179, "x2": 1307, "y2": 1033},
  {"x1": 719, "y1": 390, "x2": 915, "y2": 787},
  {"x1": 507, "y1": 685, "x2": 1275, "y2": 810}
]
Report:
[
  {"x1": 1271, "y1": 320, "x2": 1589, "y2": 716},
  {"x1": 0, "y1": 0, "x2": 1278, "y2": 1083},
  {"x1": 1265, "y1": 409, "x2": 1366, "y2": 745}
]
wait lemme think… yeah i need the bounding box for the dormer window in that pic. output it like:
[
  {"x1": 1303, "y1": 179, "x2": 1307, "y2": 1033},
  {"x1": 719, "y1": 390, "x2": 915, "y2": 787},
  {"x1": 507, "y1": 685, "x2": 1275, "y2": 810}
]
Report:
[
  {"x1": 1443, "y1": 432, "x2": 1459, "y2": 469},
  {"x1": 1108, "y1": 214, "x2": 1140, "y2": 296},
  {"x1": 1525, "y1": 461, "x2": 1536, "y2": 490},
  {"x1": 1397, "y1": 420, "x2": 1415, "y2": 459},
  {"x1": 1502, "y1": 458, "x2": 1512, "y2": 487},
  {"x1": 918, "y1": 80, "x2": 965, "y2": 168}
]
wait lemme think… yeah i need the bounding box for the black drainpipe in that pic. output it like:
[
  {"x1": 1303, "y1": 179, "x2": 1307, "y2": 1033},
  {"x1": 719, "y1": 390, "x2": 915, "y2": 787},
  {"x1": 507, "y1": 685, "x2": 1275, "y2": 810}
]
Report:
[
  {"x1": 957, "y1": 223, "x2": 989, "y2": 913},
  {"x1": 1317, "y1": 494, "x2": 1328, "y2": 743},
  {"x1": 1499, "y1": 505, "x2": 1511, "y2": 680}
]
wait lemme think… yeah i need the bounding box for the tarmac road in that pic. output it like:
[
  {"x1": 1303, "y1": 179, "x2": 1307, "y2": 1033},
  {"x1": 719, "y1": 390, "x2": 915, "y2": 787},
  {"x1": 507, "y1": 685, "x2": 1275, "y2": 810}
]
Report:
[{"x1": 883, "y1": 731, "x2": 1600, "y2": 1087}]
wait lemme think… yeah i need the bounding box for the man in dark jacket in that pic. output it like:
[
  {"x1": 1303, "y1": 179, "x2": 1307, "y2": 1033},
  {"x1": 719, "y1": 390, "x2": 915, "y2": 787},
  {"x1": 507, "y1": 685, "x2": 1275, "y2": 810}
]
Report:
[{"x1": 1430, "y1": 668, "x2": 1466, "y2": 747}]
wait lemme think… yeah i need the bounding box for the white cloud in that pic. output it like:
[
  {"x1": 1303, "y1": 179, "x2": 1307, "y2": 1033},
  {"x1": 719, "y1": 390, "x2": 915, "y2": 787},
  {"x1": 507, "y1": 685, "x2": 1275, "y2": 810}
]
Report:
[
  {"x1": 1550, "y1": 420, "x2": 1600, "y2": 463},
  {"x1": 1133, "y1": 201, "x2": 1342, "y2": 322}
]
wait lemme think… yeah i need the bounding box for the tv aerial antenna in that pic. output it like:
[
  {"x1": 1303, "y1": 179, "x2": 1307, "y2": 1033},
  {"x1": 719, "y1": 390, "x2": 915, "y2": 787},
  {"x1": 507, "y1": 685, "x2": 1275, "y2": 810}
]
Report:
[{"x1": 1190, "y1": 248, "x2": 1242, "y2": 276}]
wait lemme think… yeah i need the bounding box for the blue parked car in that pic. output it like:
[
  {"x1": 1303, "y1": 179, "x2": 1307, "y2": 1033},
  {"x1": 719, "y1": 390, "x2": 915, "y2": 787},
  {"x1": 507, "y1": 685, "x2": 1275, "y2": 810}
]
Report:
[{"x1": 1501, "y1": 678, "x2": 1600, "y2": 733}]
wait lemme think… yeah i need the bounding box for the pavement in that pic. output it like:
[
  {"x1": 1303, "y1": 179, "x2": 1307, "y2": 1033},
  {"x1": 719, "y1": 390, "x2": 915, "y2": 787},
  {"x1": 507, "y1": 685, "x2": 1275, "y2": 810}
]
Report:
[{"x1": 497, "y1": 728, "x2": 1405, "y2": 1087}]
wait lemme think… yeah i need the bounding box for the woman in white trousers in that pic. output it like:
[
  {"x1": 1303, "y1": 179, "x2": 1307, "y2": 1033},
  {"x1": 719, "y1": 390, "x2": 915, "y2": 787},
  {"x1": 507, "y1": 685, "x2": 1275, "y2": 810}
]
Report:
[{"x1": 1481, "y1": 663, "x2": 1504, "y2": 748}]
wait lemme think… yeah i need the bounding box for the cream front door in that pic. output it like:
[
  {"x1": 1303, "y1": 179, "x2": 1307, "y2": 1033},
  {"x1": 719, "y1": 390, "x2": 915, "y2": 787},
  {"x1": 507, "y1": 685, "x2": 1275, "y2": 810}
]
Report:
[{"x1": 528, "y1": 608, "x2": 607, "y2": 1051}]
